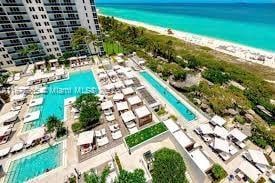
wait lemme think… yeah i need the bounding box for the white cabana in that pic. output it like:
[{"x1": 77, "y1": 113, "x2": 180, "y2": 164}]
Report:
[
  {"x1": 77, "y1": 131, "x2": 94, "y2": 146},
  {"x1": 0, "y1": 111, "x2": 19, "y2": 125},
  {"x1": 107, "y1": 70, "x2": 117, "y2": 77},
  {"x1": 103, "y1": 83, "x2": 115, "y2": 91},
  {"x1": 124, "y1": 79, "x2": 134, "y2": 86},
  {"x1": 189, "y1": 149, "x2": 212, "y2": 172},
  {"x1": 213, "y1": 137, "x2": 229, "y2": 153},
  {"x1": 113, "y1": 93, "x2": 124, "y2": 101},
  {"x1": 101, "y1": 100, "x2": 113, "y2": 110},
  {"x1": 198, "y1": 123, "x2": 213, "y2": 135},
  {"x1": 0, "y1": 147, "x2": 10, "y2": 157},
  {"x1": 26, "y1": 127, "x2": 45, "y2": 144},
  {"x1": 173, "y1": 130, "x2": 194, "y2": 148},
  {"x1": 116, "y1": 102, "x2": 129, "y2": 112},
  {"x1": 163, "y1": 119, "x2": 180, "y2": 133},
  {"x1": 114, "y1": 81, "x2": 124, "y2": 89},
  {"x1": 210, "y1": 115, "x2": 226, "y2": 126},
  {"x1": 213, "y1": 126, "x2": 229, "y2": 139},
  {"x1": 125, "y1": 71, "x2": 134, "y2": 79},
  {"x1": 11, "y1": 94, "x2": 26, "y2": 102},
  {"x1": 29, "y1": 98, "x2": 43, "y2": 107},
  {"x1": 122, "y1": 87, "x2": 135, "y2": 96},
  {"x1": 134, "y1": 106, "x2": 151, "y2": 119},
  {"x1": 229, "y1": 128, "x2": 247, "y2": 142},
  {"x1": 10, "y1": 142, "x2": 24, "y2": 153},
  {"x1": 23, "y1": 111, "x2": 40, "y2": 123},
  {"x1": 247, "y1": 149, "x2": 269, "y2": 166},
  {"x1": 0, "y1": 126, "x2": 12, "y2": 137},
  {"x1": 127, "y1": 95, "x2": 142, "y2": 106},
  {"x1": 55, "y1": 68, "x2": 65, "y2": 76},
  {"x1": 121, "y1": 110, "x2": 136, "y2": 123},
  {"x1": 238, "y1": 161, "x2": 262, "y2": 182},
  {"x1": 106, "y1": 114, "x2": 115, "y2": 122}
]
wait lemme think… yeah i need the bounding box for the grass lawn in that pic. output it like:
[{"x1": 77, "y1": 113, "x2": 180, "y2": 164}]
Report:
[
  {"x1": 104, "y1": 41, "x2": 124, "y2": 55},
  {"x1": 125, "y1": 122, "x2": 168, "y2": 148}
]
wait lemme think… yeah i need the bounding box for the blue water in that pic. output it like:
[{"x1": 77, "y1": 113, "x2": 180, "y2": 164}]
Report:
[
  {"x1": 23, "y1": 70, "x2": 99, "y2": 131},
  {"x1": 98, "y1": 3, "x2": 275, "y2": 51},
  {"x1": 5, "y1": 143, "x2": 63, "y2": 183},
  {"x1": 140, "y1": 71, "x2": 196, "y2": 121}
]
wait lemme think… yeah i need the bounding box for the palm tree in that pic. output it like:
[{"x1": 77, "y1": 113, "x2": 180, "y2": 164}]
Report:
[
  {"x1": 20, "y1": 43, "x2": 41, "y2": 63},
  {"x1": 46, "y1": 115, "x2": 61, "y2": 133},
  {"x1": 71, "y1": 28, "x2": 97, "y2": 55},
  {"x1": 84, "y1": 167, "x2": 110, "y2": 183}
]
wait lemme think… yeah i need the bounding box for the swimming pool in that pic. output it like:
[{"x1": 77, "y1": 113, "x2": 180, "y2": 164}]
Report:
[
  {"x1": 4, "y1": 143, "x2": 63, "y2": 183},
  {"x1": 140, "y1": 71, "x2": 196, "y2": 121},
  {"x1": 23, "y1": 70, "x2": 99, "y2": 131}
]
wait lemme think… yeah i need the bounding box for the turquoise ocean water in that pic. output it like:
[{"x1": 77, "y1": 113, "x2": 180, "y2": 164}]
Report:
[{"x1": 98, "y1": 3, "x2": 275, "y2": 51}]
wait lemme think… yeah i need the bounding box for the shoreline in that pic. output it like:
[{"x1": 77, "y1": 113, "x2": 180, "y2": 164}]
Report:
[{"x1": 100, "y1": 14, "x2": 275, "y2": 69}]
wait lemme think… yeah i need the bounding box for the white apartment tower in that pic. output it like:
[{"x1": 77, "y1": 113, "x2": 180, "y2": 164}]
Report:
[{"x1": 0, "y1": 0, "x2": 103, "y2": 67}]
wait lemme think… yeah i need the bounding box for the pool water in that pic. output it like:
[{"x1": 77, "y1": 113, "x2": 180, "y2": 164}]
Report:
[
  {"x1": 140, "y1": 71, "x2": 196, "y2": 121},
  {"x1": 23, "y1": 70, "x2": 98, "y2": 131},
  {"x1": 4, "y1": 143, "x2": 63, "y2": 183}
]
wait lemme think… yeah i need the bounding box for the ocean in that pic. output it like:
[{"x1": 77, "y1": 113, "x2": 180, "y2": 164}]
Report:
[{"x1": 98, "y1": 3, "x2": 275, "y2": 52}]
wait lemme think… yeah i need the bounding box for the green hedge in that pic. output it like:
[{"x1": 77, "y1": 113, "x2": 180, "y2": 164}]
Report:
[{"x1": 125, "y1": 122, "x2": 167, "y2": 148}]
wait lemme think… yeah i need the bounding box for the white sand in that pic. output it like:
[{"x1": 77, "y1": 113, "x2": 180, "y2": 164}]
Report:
[{"x1": 101, "y1": 14, "x2": 275, "y2": 69}]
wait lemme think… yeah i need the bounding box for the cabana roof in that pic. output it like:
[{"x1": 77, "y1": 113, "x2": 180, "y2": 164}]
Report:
[
  {"x1": 198, "y1": 123, "x2": 213, "y2": 135},
  {"x1": 134, "y1": 106, "x2": 151, "y2": 119},
  {"x1": 26, "y1": 127, "x2": 45, "y2": 143},
  {"x1": 11, "y1": 94, "x2": 26, "y2": 102},
  {"x1": 49, "y1": 59, "x2": 58, "y2": 63},
  {"x1": 127, "y1": 95, "x2": 142, "y2": 106},
  {"x1": 214, "y1": 126, "x2": 229, "y2": 139},
  {"x1": 173, "y1": 130, "x2": 193, "y2": 148},
  {"x1": 163, "y1": 119, "x2": 180, "y2": 133},
  {"x1": 121, "y1": 110, "x2": 136, "y2": 123},
  {"x1": 101, "y1": 100, "x2": 113, "y2": 110},
  {"x1": 124, "y1": 79, "x2": 134, "y2": 86},
  {"x1": 113, "y1": 93, "x2": 124, "y2": 101},
  {"x1": 0, "y1": 111, "x2": 18, "y2": 125},
  {"x1": 0, "y1": 147, "x2": 10, "y2": 157},
  {"x1": 213, "y1": 137, "x2": 229, "y2": 153},
  {"x1": 0, "y1": 126, "x2": 11, "y2": 136},
  {"x1": 114, "y1": 81, "x2": 124, "y2": 89},
  {"x1": 116, "y1": 101, "x2": 129, "y2": 111},
  {"x1": 122, "y1": 87, "x2": 135, "y2": 95},
  {"x1": 189, "y1": 149, "x2": 212, "y2": 172},
  {"x1": 247, "y1": 149, "x2": 269, "y2": 166},
  {"x1": 239, "y1": 161, "x2": 261, "y2": 182},
  {"x1": 229, "y1": 128, "x2": 247, "y2": 142},
  {"x1": 35, "y1": 61, "x2": 45, "y2": 65},
  {"x1": 210, "y1": 115, "x2": 226, "y2": 126},
  {"x1": 68, "y1": 57, "x2": 78, "y2": 61},
  {"x1": 77, "y1": 130, "x2": 94, "y2": 146}
]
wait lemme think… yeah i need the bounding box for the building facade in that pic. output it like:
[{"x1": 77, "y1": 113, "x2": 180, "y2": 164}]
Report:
[{"x1": 0, "y1": 0, "x2": 103, "y2": 67}]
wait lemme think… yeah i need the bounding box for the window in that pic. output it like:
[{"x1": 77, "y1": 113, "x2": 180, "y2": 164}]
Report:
[
  {"x1": 52, "y1": 41, "x2": 57, "y2": 45},
  {"x1": 44, "y1": 22, "x2": 49, "y2": 26},
  {"x1": 35, "y1": 22, "x2": 41, "y2": 26},
  {"x1": 32, "y1": 15, "x2": 38, "y2": 19},
  {"x1": 38, "y1": 29, "x2": 44, "y2": 33},
  {"x1": 44, "y1": 42, "x2": 49, "y2": 46},
  {"x1": 38, "y1": 7, "x2": 44, "y2": 11},
  {"x1": 49, "y1": 35, "x2": 54, "y2": 39},
  {"x1": 29, "y1": 7, "x2": 35, "y2": 11},
  {"x1": 47, "y1": 48, "x2": 52, "y2": 52},
  {"x1": 41, "y1": 36, "x2": 47, "y2": 40},
  {"x1": 54, "y1": 47, "x2": 59, "y2": 51},
  {"x1": 26, "y1": 0, "x2": 32, "y2": 3},
  {"x1": 84, "y1": 6, "x2": 86, "y2": 11},
  {"x1": 47, "y1": 29, "x2": 52, "y2": 33},
  {"x1": 41, "y1": 14, "x2": 47, "y2": 19},
  {"x1": 35, "y1": 0, "x2": 41, "y2": 3}
]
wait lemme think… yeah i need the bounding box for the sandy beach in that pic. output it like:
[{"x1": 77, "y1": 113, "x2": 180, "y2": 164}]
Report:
[{"x1": 101, "y1": 14, "x2": 275, "y2": 69}]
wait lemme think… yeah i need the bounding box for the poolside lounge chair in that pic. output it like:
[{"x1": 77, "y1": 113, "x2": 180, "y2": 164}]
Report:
[
  {"x1": 128, "y1": 127, "x2": 138, "y2": 134},
  {"x1": 111, "y1": 130, "x2": 122, "y2": 140},
  {"x1": 97, "y1": 137, "x2": 109, "y2": 147},
  {"x1": 0, "y1": 147, "x2": 10, "y2": 159},
  {"x1": 10, "y1": 142, "x2": 24, "y2": 153}
]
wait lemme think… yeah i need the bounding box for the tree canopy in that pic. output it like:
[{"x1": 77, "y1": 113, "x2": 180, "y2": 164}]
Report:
[
  {"x1": 211, "y1": 164, "x2": 227, "y2": 183},
  {"x1": 152, "y1": 148, "x2": 187, "y2": 183},
  {"x1": 84, "y1": 167, "x2": 110, "y2": 183},
  {"x1": 115, "y1": 169, "x2": 146, "y2": 183}
]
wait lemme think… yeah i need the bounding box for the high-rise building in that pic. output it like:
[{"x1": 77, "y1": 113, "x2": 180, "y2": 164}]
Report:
[{"x1": 0, "y1": 0, "x2": 103, "y2": 68}]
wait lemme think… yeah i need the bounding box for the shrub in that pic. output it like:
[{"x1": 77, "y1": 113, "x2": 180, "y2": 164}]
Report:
[
  {"x1": 152, "y1": 148, "x2": 187, "y2": 183},
  {"x1": 211, "y1": 164, "x2": 228, "y2": 183},
  {"x1": 116, "y1": 169, "x2": 146, "y2": 183},
  {"x1": 72, "y1": 122, "x2": 82, "y2": 133},
  {"x1": 202, "y1": 69, "x2": 230, "y2": 85}
]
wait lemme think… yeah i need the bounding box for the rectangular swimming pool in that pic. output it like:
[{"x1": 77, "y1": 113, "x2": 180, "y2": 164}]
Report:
[
  {"x1": 4, "y1": 143, "x2": 63, "y2": 183},
  {"x1": 140, "y1": 71, "x2": 196, "y2": 121},
  {"x1": 23, "y1": 70, "x2": 99, "y2": 131}
]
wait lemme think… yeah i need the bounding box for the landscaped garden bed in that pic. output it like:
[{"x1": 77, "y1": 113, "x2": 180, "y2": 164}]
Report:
[{"x1": 125, "y1": 122, "x2": 168, "y2": 148}]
